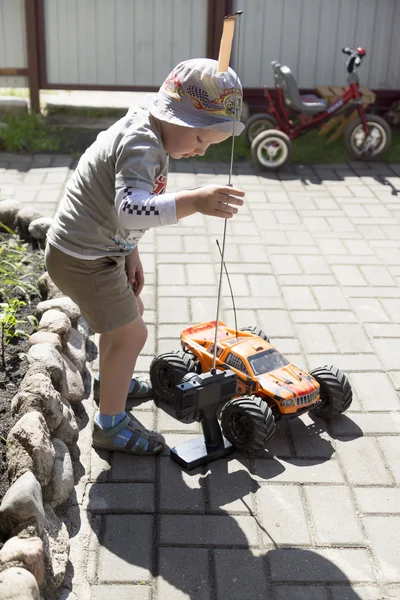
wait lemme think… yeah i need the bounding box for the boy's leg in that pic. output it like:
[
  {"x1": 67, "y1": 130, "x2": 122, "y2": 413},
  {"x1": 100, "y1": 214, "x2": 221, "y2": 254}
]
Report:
[
  {"x1": 94, "y1": 316, "x2": 164, "y2": 454},
  {"x1": 99, "y1": 315, "x2": 147, "y2": 415}
]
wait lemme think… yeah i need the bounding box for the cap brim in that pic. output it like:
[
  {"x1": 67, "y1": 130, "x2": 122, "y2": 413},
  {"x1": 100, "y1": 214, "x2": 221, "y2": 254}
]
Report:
[{"x1": 147, "y1": 94, "x2": 245, "y2": 136}]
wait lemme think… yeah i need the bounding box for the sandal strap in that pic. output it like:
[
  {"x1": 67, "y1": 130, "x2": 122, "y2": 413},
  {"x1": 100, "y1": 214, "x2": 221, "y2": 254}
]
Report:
[
  {"x1": 103, "y1": 414, "x2": 132, "y2": 438},
  {"x1": 131, "y1": 377, "x2": 151, "y2": 396},
  {"x1": 124, "y1": 427, "x2": 147, "y2": 451}
]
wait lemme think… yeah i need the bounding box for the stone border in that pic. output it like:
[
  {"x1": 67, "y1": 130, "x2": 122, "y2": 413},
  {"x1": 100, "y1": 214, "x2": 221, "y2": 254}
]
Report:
[{"x1": 0, "y1": 203, "x2": 89, "y2": 599}]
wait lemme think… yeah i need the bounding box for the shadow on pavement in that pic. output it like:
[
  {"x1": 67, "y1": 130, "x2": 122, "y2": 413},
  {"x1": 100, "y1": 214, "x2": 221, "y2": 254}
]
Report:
[{"x1": 86, "y1": 443, "x2": 368, "y2": 599}]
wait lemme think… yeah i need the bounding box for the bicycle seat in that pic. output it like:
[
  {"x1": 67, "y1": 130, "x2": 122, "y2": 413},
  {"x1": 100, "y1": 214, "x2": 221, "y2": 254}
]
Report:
[{"x1": 280, "y1": 66, "x2": 328, "y2": 114}]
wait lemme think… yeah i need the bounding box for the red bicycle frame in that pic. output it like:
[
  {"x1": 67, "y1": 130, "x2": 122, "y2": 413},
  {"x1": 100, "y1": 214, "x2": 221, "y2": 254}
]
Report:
[{"x1": 264, "y1": 81, "x2": 370, "y2": 139}]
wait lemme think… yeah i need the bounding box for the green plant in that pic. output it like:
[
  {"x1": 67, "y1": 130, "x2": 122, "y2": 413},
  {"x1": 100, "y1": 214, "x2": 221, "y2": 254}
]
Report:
[
  {"x1": 0, "y1": 223, "x2": 40, "y2": 301},
  {"x1": 0, "y1": 298, "x2": 29, "y2": 369},
  {"x1": 0, "y1": 111, "x2": 59, "y2": 152}
]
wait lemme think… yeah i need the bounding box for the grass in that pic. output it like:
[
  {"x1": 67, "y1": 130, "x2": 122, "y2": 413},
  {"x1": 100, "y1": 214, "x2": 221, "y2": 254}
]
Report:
[
  {"x1": 196, "y1": 127, "x2": 400, "y2": 164},
  {"x1": 0, "y1": 112, "x2": 59, "y2": 153}
]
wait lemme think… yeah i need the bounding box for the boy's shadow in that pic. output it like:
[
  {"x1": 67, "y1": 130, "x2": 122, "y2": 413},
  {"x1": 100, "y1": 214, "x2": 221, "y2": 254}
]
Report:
[{"x1": 86, "y1": 440, "x2": 366, "y2": 599}]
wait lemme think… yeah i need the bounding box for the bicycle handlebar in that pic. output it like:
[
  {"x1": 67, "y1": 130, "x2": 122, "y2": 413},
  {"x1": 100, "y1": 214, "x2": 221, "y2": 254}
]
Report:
[{"x1": 342, "y1": 47, "x2": 366, "y2": 73}]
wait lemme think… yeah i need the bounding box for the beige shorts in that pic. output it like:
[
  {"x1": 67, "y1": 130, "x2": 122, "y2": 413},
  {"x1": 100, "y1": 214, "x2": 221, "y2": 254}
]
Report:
[{"x1": 44, "y1": 244, "x2": 139, "y2": 333}]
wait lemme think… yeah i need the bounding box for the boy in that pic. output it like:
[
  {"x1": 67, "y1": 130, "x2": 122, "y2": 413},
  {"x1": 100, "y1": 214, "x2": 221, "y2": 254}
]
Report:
[{"x1": 45, "y1": 58, "x2": 245, "y2": 455}]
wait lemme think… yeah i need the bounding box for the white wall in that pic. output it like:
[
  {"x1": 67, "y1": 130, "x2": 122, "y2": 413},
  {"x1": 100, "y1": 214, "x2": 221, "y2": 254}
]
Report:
[
  {"x1": 0, "y1": 0, "x2": 27, "y2": 87},
  {"x1": 44, "y1": 0, "x2": 208, "y2": 86},
  {"x1": 233, "y1": 0, "x2": 400, "y2": 90}
]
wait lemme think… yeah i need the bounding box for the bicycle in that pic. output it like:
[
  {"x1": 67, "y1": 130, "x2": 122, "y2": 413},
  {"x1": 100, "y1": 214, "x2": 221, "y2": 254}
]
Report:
[{"x1": 246, "y1": 47, "x2": 392, "y2": 171}]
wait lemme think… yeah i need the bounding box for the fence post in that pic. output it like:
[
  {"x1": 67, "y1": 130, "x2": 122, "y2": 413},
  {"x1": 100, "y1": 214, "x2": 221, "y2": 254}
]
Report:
[{"x1": 24, "y1": 0, "x2": 40, "y2": 113}]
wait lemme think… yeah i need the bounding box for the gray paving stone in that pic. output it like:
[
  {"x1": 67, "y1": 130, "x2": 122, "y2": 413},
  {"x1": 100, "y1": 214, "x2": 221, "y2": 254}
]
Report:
[
  {"x1": 157, "y1": 297, "x2": 189, "y2": 323},
  {"x1": 330, "y1": 585, "x2": 384, "y2": 599},
  {"x1": 160, "y1": 515, "x2": 260, "y2": 546},
  {"x1": 273, "y1": 586, "x2": 327, "y2": 600},
  {"x1": 270, "y1": 255, "x2": 302, "y2": 274},
  {"x1": 380, "y1": 298, "x2": 400, "y2": 322},
  {"x1": 349, "y1": 298, "x2": 390, "y2": 323},
  {"x1": 257, "y1": 309, "x2": 295, "y2": 337},
  {"x1": 354, "y1": 487, "x2": 400, "y2": 514},
  {"x1": 99, "y1": 515, "x2": 153, "y2": 582},
  {"x1": 372, "y1": 338, "x2": 400, "y2": 370},
  {"x1": 92, "y1": 585, "x2": 151, "y2": 600},
  {"x1": 254, "y1": 458, "x2": 344, "y2": 483},
  {"x1": 289, "y1": 414, "x2": 335, "y2": 459},
  {"x1": 159, "y1": 458, "x2": 205, "y2": 513},
  {"x1": 305, "y1": 486, "x2": 364, "y2": 544},
  {"x1": 268, "y1": 548, "x2": 375, "y2": 582},
  {"x1": 330, "y1": 324, "x2": 373, "y2": 353},
  {"x1": 350, "y1": 373, "x2": 400, "y2": 412},
  {"x1": 255, "y1": 485, "x2": 311, "y2": 545},
  {"x1": 363, "y1": 516, "x2": 400, "y2": 582},
  {"x1": 157, "y1": 548, "x2": 210, "y2": 600},
  {"x1": 282, "y1": 286, "x2": 318, "y2": 310},
  {"x1": 291, "y1": 311, "x2": 357, "y2": 324},
  {"x1": 306, "y1": 353, "x2": 383, "y2": 372},
  {"x1": 206, "y1": 458, "x2": 255, "y2": 514},
  {"x1": 312, "y1": 287, "x2": 350, "y2": 310},
  {"x1": 335, "y1": 438, "x2": 392, "y2": 485},
  {"x1": 332, "y1": 265, "x2": 368, "y2": 286},
  {"x1": 248, "y1": 274, "x2": 280, "y2": 297},
  {"x1": 85, "y1": 482, "x2": 154, "y2": 513},
  {"x1": 214, "y1": 549, "x2": 268, "y2": 600},
  {"x1": 330, "y1": 413, "x2": 400, "y2": 436},
  {"x1": 110, "y1": 454, "x2": 156, "y2": 482},
  {"x1": 295, "y1": 324, "x2": 337, "y2": 354},
  {"x1": 378, "y1": 437, "x2": 400, "y2": 483}
]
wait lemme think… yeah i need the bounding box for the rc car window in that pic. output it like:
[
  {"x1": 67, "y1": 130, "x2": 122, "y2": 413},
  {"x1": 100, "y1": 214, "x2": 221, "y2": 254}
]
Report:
[
  {"x1": 248, "y1": 349, "x2": 289, "y2": 375},
  {"x1": 225, "y1": 353, "x2": 249, "y2": 376}
]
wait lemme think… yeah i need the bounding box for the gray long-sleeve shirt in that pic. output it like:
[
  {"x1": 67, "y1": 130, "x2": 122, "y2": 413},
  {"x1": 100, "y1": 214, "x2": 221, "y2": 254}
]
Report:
[{"x1": 48, "y1": 106, "x2": 177, "y2": 259}]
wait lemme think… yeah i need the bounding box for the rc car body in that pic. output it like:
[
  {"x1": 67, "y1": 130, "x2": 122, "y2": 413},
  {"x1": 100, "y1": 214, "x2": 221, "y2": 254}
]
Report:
[{"x1": 150, "y1": 320, "x2": 353, "y2": 454}]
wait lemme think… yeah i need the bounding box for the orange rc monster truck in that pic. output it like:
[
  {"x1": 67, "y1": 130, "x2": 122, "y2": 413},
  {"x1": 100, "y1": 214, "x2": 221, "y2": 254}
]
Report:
[{"x1": 150, "y1": 321, "x2": 352, "y2": 453}]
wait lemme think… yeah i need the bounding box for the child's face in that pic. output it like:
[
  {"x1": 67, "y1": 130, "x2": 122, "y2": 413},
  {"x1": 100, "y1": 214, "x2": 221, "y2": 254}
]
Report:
[{"x1": 159, "y1": 122, "x2": 231, "y2": 159}]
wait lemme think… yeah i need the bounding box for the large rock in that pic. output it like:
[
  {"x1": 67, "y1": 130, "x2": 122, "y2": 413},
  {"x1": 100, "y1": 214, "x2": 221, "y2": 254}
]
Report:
[
  {"x1": 28, "y1": 331, "x2": 62, "y2": 353},
  {"x1": 61, "y1": 354, "x2": 84, "y2": 403},
  {"x1": 49, "y1": 439, "x2": 74, "y2": 508},
  {"x1": 0, "y1": 472, "x2": 45, "y2": 540},
  {"x1": 36, "y1": 297, "x2": 80, "y2": 324},
  {"x1": 38, "y1": 309, "x2": 71, "y2": 341},
  {"x1": 0, "y1": 566, "x2": 40, "y2": 600},
  {"x1": 52, "y1": 398, "x2": 79, "y2": 447},
  {"x1": 7, "y1": 411, "x2": 55, "y2": 487},
  {"x1": 64, "y1": 328, "x2": 85, "y2": 373},
  {"x1": 27, "y1": 343, "x2": 63, "y2": 390},
  {"x1": 0, "y1": 536, "x2": 44, "y2": 586},
  {"x1": 0, "y1": 199, "x2": 20, "y2": 230},
  {"x1": 42, "y1": 504, "x2": 69, "y2": 600},
  {"x1": 12, "y1": 370, "x2": 63, "y2": 432},
  {"x1": 28, "y1": 217, "x2": 53, "y2": 243},
  {"x1": 38, "y1": 272, "x2": 64, "y2": 301},
  {"x1": 76, "y1": 316, "x2": 90, "y2": 341},
  {"x1": 16, "y1": 207, "x2": 43, "y2": 241}
]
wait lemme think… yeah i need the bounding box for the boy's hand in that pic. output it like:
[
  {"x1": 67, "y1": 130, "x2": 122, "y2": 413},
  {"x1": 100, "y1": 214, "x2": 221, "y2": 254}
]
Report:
[
  {"x1": 126, "y1": 247, "x2": 144, "y2": 296},
  {"x1": 176, "y1": 185, "x2": 244, "y2": 220}
]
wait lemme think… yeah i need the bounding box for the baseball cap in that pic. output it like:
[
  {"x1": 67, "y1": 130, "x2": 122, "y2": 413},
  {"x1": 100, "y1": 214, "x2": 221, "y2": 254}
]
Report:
[{"x1": 147, "y1": 58, "x2": 245, "y2": 136}]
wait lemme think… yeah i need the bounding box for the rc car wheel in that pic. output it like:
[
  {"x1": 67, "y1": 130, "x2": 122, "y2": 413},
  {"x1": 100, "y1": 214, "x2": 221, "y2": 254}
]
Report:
[
  {"x1": 251, "y1": 129, "x2": 291, "y2": 171},
  {"x1": 245, "y1": 113, "x2": 277, "y2": 145},
  {"x1": 240, "y1": 326, "x2": 270, "y2": 343},
  {"x1": 220, "y1": 395, "x2": 276, "y2": 451},
  {"x1": 344, "y1": 114, "x2": 391, "y2": 161},
  {"x1": 309, "y1": 365, "x2": 352, "y2": 419},
  {"x1": 150, "y1": 352, "x2": 191, "y2": 403}
]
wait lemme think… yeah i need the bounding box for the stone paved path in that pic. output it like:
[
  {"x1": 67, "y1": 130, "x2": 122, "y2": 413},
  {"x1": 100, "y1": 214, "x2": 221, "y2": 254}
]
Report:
[{"x1": 2, "y1": 154, "x2": 400, "y2": 600}]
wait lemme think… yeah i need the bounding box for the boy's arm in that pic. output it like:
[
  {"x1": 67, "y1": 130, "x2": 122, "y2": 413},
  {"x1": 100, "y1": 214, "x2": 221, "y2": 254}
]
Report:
[{"x1": 115, "y1": 184, "x2": 244, "y2": 229}]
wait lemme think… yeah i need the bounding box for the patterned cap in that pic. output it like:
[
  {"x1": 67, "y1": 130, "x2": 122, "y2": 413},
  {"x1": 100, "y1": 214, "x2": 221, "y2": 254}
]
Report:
[{"x1": 147, "y1": 58, "x2": 244, "y2": 136}]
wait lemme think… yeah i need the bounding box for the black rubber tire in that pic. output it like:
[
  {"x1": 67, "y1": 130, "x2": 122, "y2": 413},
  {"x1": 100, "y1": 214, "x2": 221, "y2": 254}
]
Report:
[
  {"x1": 344, "y1": 114, "x2": 391, "y2": 161},
  {"x1": 150, "y1": 352, "x2": 190, "y2": 403},
  {"x1": 240, "y1": 326, "x2": 270, "y2": 343},
  {"x1": 220, "y1": 395, "x2": 276, "y2": 451},
  {"x1": 245, "y1": 113, "x2": 277, "y2": 145},
  {"x1": 310, "y1": 365, "x2": 353, "y2": 419},
  {"x1": 251, "y1": 129, "x2": 292, "y2": 171}
]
